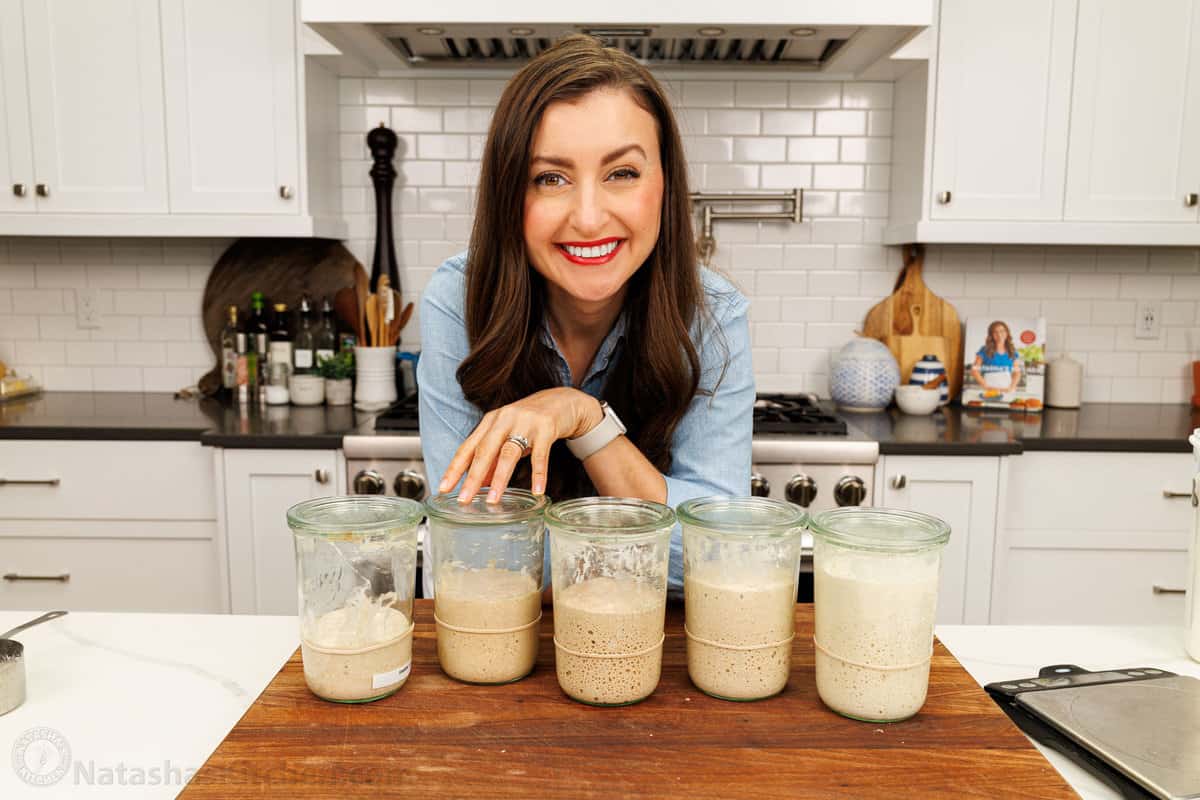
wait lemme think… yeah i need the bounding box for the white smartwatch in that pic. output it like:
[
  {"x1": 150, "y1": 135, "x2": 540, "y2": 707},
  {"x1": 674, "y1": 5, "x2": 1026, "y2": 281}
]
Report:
[{"x1": 566, "y1": 400, "x2": 627, "y2": 461}]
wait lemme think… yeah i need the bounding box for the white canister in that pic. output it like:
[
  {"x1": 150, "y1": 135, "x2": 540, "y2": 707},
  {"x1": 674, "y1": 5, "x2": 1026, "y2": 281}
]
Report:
[
  {"x1": 354, "y1": 346, "x2": 398, "y2": 411},
  {"x1": 1046, "y1": 353, "x2": 1083, "y2": 409}
]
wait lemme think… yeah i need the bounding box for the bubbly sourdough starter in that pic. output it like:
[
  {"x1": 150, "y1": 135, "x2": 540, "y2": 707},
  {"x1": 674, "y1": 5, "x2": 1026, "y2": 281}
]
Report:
[
  {"x1": 301, "y1": 595, "x2": 412, "y2": 702},
  {"x1": 685, "y1": 565, "x2": 796, "y2": 700},
  {"x1": 554, "y1": 576, "x2": 666, "y2": 705},
  {"x1": 435, "y1": 566, "x2": 541, "y2": 683},
  {"x1": 814, "y1": 550, "x2": 939, "y2": 721}
]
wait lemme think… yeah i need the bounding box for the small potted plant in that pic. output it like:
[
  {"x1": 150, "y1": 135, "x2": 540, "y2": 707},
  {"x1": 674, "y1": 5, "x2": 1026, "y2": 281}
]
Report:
[{"x1": 317, "y1": 350, "x2": 355, "y2": 406}]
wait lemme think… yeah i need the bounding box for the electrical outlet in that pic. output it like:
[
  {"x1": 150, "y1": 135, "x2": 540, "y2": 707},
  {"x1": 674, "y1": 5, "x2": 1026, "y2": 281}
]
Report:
[
  {"x1": 76, "y1": 287, "x2": 101, "y2": 329},
  {"x1": 1135, "y1": 300, "x2": 1161, "y2": 340}
]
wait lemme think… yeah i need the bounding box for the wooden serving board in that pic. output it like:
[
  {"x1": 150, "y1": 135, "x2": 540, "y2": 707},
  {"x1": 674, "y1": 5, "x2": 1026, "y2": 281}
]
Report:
[
  {"x1": 864, "y1": 245, "x2": 964, "y2": 398},
  {"x1": 888, "y1": 305, "x2": 950, "y2": 388},
  {"x1": 181, "y1": 602, "x2": 1073, "y2": 799}
]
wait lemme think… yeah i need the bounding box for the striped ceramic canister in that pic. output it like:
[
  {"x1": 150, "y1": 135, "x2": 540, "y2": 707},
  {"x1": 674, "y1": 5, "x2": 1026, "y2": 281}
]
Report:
[{"x1": 909, "y1": 354, "x2": 949, "y2": 406}]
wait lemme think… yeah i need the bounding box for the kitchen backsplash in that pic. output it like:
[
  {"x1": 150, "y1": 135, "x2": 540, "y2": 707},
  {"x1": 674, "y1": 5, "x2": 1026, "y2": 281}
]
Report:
[{"x1": 2, "y1": 76, "x2": 1199, "y2": 402}]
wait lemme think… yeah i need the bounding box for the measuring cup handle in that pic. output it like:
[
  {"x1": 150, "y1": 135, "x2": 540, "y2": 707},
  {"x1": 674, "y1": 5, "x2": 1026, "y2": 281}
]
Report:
[{"x1": 0, "y1": 609, "x2": 69, "y2": 640}]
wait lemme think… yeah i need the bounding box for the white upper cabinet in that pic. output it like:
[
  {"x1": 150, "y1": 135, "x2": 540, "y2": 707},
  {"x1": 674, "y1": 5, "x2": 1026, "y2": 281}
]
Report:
[
  {"x1": 1064, "y1": 0, "x2": 1200, "y2": 222},
  {"x1": 930, "y1": 0, "x2": 1076, "y2": 221},
  {"x1": 161, "y1": 0, "x2": 300, "y2": 214},
  {"x1": 22, "y1": 0, "x2": 168, "y2": 213},
  {"x1": 0, "y1": 0, "x2": 33, "y2": 214}
]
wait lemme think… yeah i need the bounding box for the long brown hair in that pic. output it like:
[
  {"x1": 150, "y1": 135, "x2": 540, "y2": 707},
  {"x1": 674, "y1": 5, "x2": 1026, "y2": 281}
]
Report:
[
  {"x1": 983, "y1": 320, "x2": 1017, "y2": 360},
  {"x1": 457, "y1": 34, "x2": 706, "y2": 500}
]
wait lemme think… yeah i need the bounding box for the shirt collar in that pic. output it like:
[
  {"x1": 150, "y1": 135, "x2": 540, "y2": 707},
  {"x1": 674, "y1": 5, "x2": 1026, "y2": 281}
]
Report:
[{"x1": 540, "y1": 312, "x2": 627, "y2": 386}]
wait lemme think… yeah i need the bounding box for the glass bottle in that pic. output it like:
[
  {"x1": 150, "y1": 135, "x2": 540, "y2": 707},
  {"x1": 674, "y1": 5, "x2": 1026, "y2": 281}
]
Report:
[
  {"x1": 678, "y1": 496, "x2": 807, "y2": 701},
  {"x1": 234, "y1": 308, "x2": 251, "y2": 405},
  {"x1": 293, "y1": 295, "x2": 316, "y2": 375},
  {"x1": 315, "y1": 297, "x2": 338, "y2": 366},
  {"x1": 248, "y1": 292, "x2": 269, "y2": 402},
  {"x1": 425, "y1": 488, "x2": 548, "y2": 684},
  {"x1": 270, "y1": 302, "x2": 293, "y2": 376},
  {"x1": 808, "y1": 507, "x2": 951, "y2": 722},
  {"x1": 220, "y1": 305, "x2": 239, "y2": 392},
  {"x1": 545, "y1": 497, "x2": 674, "y2": 706},
  {"x1": 287, "y1": 496, "x2": 423, "y2": 703}
]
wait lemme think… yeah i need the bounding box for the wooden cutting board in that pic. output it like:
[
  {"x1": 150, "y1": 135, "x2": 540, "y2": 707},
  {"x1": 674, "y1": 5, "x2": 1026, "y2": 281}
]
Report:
[
  {"x1": 180, "y1": 602, "x2": 1074, "y2": 799},
  {"x1": 864, "y1": 245, "x2": 963, "y2": 398},
  {"x1": 888, "y1": 305, "x2": 949, "y2": 388}
]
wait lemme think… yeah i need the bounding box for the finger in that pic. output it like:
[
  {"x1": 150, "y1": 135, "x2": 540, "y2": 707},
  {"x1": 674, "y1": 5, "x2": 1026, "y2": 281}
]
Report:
[
  {"x1": 458, "y1": 419, "x2": 516, "y2": 503},
  {"x1": 529, "y1": 420, "x2": 554, "y2": 496},
  {"x1": 439, "y1": 413, "x2": 496, "y2": 493},
  {"x1": 487, "y1": 435, "x2": 528, "y2": 503}
]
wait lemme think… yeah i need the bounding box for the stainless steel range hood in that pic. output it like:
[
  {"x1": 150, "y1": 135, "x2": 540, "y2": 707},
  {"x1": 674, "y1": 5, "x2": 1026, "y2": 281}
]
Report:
[{"x1": 302, "y1": 1, "x2": 932, "y2": 77}]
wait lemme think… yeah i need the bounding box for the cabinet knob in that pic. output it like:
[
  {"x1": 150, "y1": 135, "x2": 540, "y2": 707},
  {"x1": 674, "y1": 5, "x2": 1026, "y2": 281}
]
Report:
[
  {"x1": 1152, "y1": 585, "x2": 1186, "y2": 594},
  {"x1": 12, "y1": 183, "x2": 26, "y2": 197},
  {"x1": 35, "y1": 183, "x2": 49, "y2": 198},
  {"x1": 279, "y1": 185, "x2": 294, "y2": 200},
  {"x1": 4, "y1": 572, "x2": 70, "y2": 582},
  {"x1": 891, "y1": 474, "x2": 908, "y2": 490},
  {"x1": 937, "y1": 190, "x2": 952, "y2": 205},
  {"x1": 1186, "y1": 193, "x2": 1199, "y2": 208},
  {"x1": 314, "y1": 468, "x2": 330, "y2": 485}
]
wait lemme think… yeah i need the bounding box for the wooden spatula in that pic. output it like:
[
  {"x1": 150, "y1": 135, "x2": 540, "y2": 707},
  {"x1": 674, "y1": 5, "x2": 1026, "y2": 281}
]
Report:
[{"x1": 365, "y1": 294, "x2": 379, "y2": 347}]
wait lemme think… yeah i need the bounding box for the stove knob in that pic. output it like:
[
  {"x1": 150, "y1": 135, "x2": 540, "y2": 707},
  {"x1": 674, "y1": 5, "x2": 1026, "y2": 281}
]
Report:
[
  {"x1": 834, "y1": 475, "x2": 867, "y2": 507},
  {"x1": 785, "y1": 474, "x2": 817, "y2": 507},
  {"x1": 353, "y1": 469, "x2": 386, "y2": 495},
  {"x1": 750, "y1": 473, "x2": 770, "y2": 497},
  {"x1": 393, "y1": 470, "x2": 427, "y2": 500}
]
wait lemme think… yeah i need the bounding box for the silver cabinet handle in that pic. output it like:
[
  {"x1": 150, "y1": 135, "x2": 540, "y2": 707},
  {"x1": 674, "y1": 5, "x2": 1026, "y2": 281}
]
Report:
[
  {"x1": 12, "y1": 183, "x2": 26, "y2": 197},
  {"x1": 279, "y1": 185, "x2": 294, "y2": 200},
  {"x1": 314, "y1": 468, "x2": 329, "y2": 485},
  {"x1": 1185, "y1": 193, "x2": 1199, "y2": 208},
  {"x1": 4, "y1": 573, "x2": 70, "y2": 582},
  {"x1": 35, "y1": 183, "x2": 49, "y2": 197},
  {"x1": 1152, "y1": 585, "x2": 1186, "y2": 594},
  {"x1": 891, "y1": 474, "x2": 907, "y2": 490},
  {"x1": 0, "y1": 478, "x2": 61, "y2": 486},
  {"x1": 1161, "y1": 489, "x2": 1196, "y2": 508},
  {"x1": 937, "y1": 190, "x2": 952, "y2": 204}
]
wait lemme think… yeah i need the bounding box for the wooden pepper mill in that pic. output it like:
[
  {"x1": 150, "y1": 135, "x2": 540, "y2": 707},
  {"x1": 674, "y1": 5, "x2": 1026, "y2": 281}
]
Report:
[{"x1": 367, "y1": 122, "x2": 401, "y2": 295}]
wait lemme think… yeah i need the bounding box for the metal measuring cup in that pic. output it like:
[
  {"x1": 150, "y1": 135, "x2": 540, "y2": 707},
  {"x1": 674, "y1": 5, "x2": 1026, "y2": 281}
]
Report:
[{"x1": 0, "y1": 610, "x2": 68, "y2": 716}]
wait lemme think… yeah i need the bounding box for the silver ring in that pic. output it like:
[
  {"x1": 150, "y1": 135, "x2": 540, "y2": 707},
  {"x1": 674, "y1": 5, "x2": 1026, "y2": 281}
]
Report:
[{"x1": 505, "y1": 434, "x2": 531, "y2": 452}]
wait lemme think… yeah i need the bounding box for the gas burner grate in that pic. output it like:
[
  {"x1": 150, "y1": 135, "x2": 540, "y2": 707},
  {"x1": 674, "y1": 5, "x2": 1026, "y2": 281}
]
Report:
[
  {"x1": 753, "y1": 393, "x2": 847, "y2": 435},
  {"x1": 373, "y1": 393, "x2": 420, "y2": 431}
]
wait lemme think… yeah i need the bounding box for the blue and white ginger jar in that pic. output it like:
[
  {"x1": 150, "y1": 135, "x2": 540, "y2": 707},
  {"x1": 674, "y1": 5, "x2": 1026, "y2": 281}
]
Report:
[
  {"x1": 909, "y1": 353, "x2": 949, "y2": 407},
  {"x1": 830, "y1": 337, "x2": 900, "y2": 412}
]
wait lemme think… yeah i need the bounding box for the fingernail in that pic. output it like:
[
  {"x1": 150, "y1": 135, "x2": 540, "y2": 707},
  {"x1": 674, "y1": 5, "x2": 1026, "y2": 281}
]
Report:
[
  {"x1": 438, "y1": 480, "x2": 449, "y2": 493},
  {"x1": 487, "y1": 490, "x2": 499, "y2": 503},
  {"x1": 533, "y1": 480, "x2": 544, "y2": 495}
]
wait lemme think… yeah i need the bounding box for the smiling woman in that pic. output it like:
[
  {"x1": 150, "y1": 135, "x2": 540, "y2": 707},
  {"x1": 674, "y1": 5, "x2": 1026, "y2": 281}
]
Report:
[{"x1": 416, "y1": 34, "x2": 755, "y2": 595}]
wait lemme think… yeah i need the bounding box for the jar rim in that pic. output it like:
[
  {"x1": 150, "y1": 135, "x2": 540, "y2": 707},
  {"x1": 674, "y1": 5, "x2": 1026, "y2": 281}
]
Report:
[
  {"x1": 286, "y1": 495, "x2": 424, "y2": 536},
  {"x1": 676, "y1": 495, "x2": 807, "y2": 537},
  {"x1": 808, "y1": 507, "x2": 950, "y2": 553},
  {"x1": 425, "y1": 487, "x2": 549, "y2": 525},
  {"x1": 545, "y1": 496, "x2": 675, "y2": 541}
]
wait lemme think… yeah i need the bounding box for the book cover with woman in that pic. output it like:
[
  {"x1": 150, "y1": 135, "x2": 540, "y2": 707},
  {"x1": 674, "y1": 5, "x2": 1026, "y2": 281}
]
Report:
[{"x1": 961, "y1": 317, "x2": 1046, "y2": 411}]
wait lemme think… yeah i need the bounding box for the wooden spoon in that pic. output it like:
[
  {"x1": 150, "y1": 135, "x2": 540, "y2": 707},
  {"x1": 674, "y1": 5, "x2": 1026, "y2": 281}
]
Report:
[
  {"x1": 354, "y1": 266, "x2": 369, "y2": 347},
  {"x1": 365, "y1": 294, "x2": 379, "y2": 347},
  {"x1": 386, "y1": 293, "x2": 409, "y2": 346}
]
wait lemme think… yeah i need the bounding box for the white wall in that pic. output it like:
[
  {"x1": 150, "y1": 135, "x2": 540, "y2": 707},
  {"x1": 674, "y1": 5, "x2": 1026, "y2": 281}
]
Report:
[{"x1": 2, "y1": 75, "x2": 1198, "y2": 401}]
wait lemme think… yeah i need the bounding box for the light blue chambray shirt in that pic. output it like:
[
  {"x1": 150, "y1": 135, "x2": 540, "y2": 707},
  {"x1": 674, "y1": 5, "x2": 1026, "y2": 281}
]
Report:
[{"x1": 417, "y1": 251, "x2": 754, "y2": 594}]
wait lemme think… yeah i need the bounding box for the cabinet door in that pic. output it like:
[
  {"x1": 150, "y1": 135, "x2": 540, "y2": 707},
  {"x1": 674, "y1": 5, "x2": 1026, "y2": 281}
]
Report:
[
  {"x1": 930, "y1": 0, "x2": 1076, "y2": 221},
  {"x1": 223, "y1": 449, "x2": 338, "y2": 615},
  {"x1": 161, "y1": 0, "x2": 299, "y2": 213},
  {"x1": 0, "y1": 0, "x2": 33, "y2": 213},
  {"x1": 22, "y1": 0, "x2": 167, "y2": 212},
  {"x1": 1065, "y1": 0, "x2": 1200, "y2": 222},
  {"x1": 879, "y1": 455, "x2": 1000, "y2": 625}
]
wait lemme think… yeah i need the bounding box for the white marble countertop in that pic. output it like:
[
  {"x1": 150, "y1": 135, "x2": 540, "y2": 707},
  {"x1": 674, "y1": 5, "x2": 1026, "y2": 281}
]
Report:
[{"x1": 1, "y1": 610, "x2": 1196, "y2": 799}]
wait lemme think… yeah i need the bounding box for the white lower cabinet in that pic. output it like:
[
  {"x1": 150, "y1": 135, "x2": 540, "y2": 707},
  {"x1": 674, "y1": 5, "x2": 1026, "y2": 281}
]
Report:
[
  {"x1": 991, "y1": 451, "x2": 1192, "y2": 624},
  {"x1": 219, "y1": 448, "x2": 344, "y2": 615},
  {"x1": 877, "y1": 455, "x2": 1001, "y2": 625}
]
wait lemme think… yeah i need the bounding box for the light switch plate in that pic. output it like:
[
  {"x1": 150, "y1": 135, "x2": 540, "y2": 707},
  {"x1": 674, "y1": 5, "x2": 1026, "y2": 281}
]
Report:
[
  {"x1": 76, "y1": 287, "x2": 101, "y2": 329},
  {"x1": 1135, "y1": 300, "x2": 1161, "y2": 340}
]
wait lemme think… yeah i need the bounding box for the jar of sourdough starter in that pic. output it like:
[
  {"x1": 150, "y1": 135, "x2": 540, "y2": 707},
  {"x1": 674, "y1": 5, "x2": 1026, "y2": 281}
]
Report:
[
  {"x1": 288, "y1": 496, "x2": 422, "y2": 703},
  {"x1": 679, "y1": 496, "x2": 807, "y2": 701},
  {"x1": 425, "y1": 488, "x2": 548, "y2": 684},
  {"x1": 547, "y1": 497, "x2": 674, "y2": 706},
  {"x1": 809, "y1": 508, "x2": 950, "y2": 722}
]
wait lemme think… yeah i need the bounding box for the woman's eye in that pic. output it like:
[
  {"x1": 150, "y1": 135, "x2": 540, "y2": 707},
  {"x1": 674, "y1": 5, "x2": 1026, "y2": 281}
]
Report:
[
  {"x1": 533, "y1": 172, "x2": 566, "y2": 187},
  {"x1": 610, "y1": 168, "x2": 640, "y2": 180}
]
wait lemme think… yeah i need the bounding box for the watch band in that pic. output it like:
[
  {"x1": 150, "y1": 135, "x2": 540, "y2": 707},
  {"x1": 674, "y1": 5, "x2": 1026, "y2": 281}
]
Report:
[{"x1": 566, "y1": 401, "x2": 627, "y2": 461}]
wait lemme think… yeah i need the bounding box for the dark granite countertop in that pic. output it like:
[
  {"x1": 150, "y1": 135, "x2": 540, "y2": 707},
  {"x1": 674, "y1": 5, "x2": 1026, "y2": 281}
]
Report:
[
  {"x1": 3, "y1": 393, "x2": 1196, "y2": 455},
  {"x1": 0, "y1": 392, "x2": 372, "y2": 449}
]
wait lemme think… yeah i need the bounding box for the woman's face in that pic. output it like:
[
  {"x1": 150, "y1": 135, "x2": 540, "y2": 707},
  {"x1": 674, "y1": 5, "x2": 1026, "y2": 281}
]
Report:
[
  {"x1": 992, "y1": 325, "x2": 1008, "y2": 347},
  {"x1": 523, "y1": 88, "x2": 664, "y2": 309}
]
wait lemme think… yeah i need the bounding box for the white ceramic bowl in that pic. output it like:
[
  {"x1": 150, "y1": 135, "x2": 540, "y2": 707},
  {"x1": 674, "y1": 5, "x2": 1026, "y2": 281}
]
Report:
[
  {"x1": 289, "y1": 374, "x2": 326, "y2": 406},
  {"x1": 894, "y1": 385, "x2": 940, "y2": 415}
]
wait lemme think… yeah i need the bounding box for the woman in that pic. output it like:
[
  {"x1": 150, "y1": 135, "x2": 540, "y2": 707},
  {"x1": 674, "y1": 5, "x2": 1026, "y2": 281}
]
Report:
[
  {"x1": 970, "y1": 320, "x2": 1021, "y2": 394},
  {"x1": 417, "y1": 35, "x2": 754, "y2": 593}
]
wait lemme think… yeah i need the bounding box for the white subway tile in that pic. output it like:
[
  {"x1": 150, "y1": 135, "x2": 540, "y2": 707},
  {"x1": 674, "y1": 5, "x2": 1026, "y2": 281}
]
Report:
[
  {"x1": 675, "y1": 108, "x2": 707, "y2": 136},
  {"x1": 38, "y1": 315, "x2": 87, "y2": 341},
  {"x1": 1065, "y1": 325, "x2": 1116, "y2": 351},
  {"x1": 117, "y1": 342, "x2": 167, "y2": 366},
  {"x1": 733, "y1": 137, "x2": 785, "y2": 162},
  {"x1": 1114, "y1": 328, "x2": 1174, "y2": 352},
  {"x1": 469, "y1": 80, "x2": 506, "y2": 107},
  {"x1": 1081, "y1": 377, "x2": 1112, "y2": 402},
  {"x1": 66, "y1": 341, "x2": 115, "y2": 365},
  {"x1": 815, "y1": 110, "x2": 866, "y2": 136},
  {"x1": 1138, "y1": 353, "x2": 1189, "y2": 378},
  {"x1": 1091, "y1": 300, "x2": 1136, "y2": 324},
  {"x1": 1082, "y1": 351, "x2": 1138, "y2": 377},
  {"x1": 1118, "y1": 274, "x2": 1171, "y2": 299},
  {"x1": 811, "y1": 219, "x2": 862, "y2": 244},
  {"x1": 444, "y1": 214, "x2": 473, "y2": 240},
  {"x1": 167, "y1": 341, "x2": 215, "y2": 368},
  {"x1": 34, "y1": 264, "x2": 86, "y2": 289},
  {"x1": 9, "y1": 240, "x2": 60, "y2": 263},
  {"x1": 1163, "y1": 378, "x2": 1190, "y2": 403},
  {"x1": 419, "y1": 188, "x2": 471, "y2": 214},
  {"x1": 779, "y1": 348, "x2": 831, "y2": 373},
  {"x1": 16, "y1": 340, "x2": 65, "y2": 364},
  {"x1": 762, "y1": 110, "x2": 814, "y2": 136},
  {"x1": 787, "y1": 82, "x2": 841, "y2": 108},
  {"x1": 1111, "y1": 376, "x2": 1160, "y2": 402},
  {"x1": 391, "y1": 107, "x2": 442, "y2": 133},
  {"x1": 338, "y1": 78, "x2": 363, "y2": 105},
  {"x1": 416, "y1": 79, "x2": 468, "y2": 105},
  {"x1": 837, "y1": 192, "x2": 888, "y2": 218},
  {"x1": 865, "y1": 165, "x2": 891, "y2": 191},
  {"x1": 867, "y1": 111, "x2": 893, "y2": 136},
  {"x1": 143, "y1": 367, "x2": 193, "y2": 393},
  {"x1": 443, "y1": 107, "x2": 492, "y2": 133},
  {"x1": 0, "y1": 290, "x2": 9, "y2": 314},
  {"x1": 780, "y1": 297, "x2": 833, "y2": 322},
  {"x1": 707, "y1": 109, "x2": 760, "y2": 135},
  {"x1": 420, "y1": 241, "x2": 463, "y2": 266},
  {"x1": 443, "y1": 161, "x2": 480, "y2": 187},
  {"x1": 709, "y1": 223, "x2": 759, "y2": 244},
  {"x1": 12, "y1": 289, "x2": 65, "y2": 314},
  {"x1": 1016, "y1": 273, "x2": 1068, "y2": 297},
  {"x1": 340, "y1": 133, "x2": 365, "y2": 160},
  {"x1": 842, "y1": 83, "x2": 894, "y2": 109},
  {"x1": 754, "y1": 322, "x2": 807, "y2": 348},
  {"x1": 417, "y1": 134, "x2": 469, "y2": 160},
  {"x1": 860, "y1": 270, "x2": 898, "y2": 298},
  {"x1": 760, "y1": 164, "x2": 811, "y2": 189},
  {"x1": 682, "y1": 81, "x2": 734, "y2": 107},
  {"x1": 1171, "y1": 276, "x2": 1200, "y2": 299},
  {"x1": 961, "y1": 273, "x2": 1016, "y2": 298},
  {"x1": 786, "y1": 137, "x2": 839, "y2": 163},
  {"x1": 1045, "y1": 248, "x2": 1098, "y2": 272},
  {"x1": 806, "y1": 322, "x2": 858, "y2": 348},
  {"x1": 734, "y1": 81, "x2": 787, "y2": 108},
  {"x1": 341, "y1": 187, "x2": 367, "y2": 213},
  {"x1": 187, "y1": 265, "x2": 212, "y2": 290},
  {"x1": 396, "y1": 214, "x2": 446, "y2": 240},
  {"x1": 42, "y1": 366, "x2": 93, "y2": 391},
  {"x1": 0, "y1": 264, "x2": 36, "y2": 288},
  {"x1": 1098, "y1": 248, "x2": 1149, "y2": 274},
  {"x1": 758, "y1": 219, "x2": 813, "y2": 243},
  {"x1": 90, "y1": 315, "x2": 140, "y2": 342},
  {"x1": 140, "y1": 316, "x2": 191, "y2": 341},
  {"x1": 112, "y1": 291, "x2": 163, "y2": 315},
  {"x1": 1040, "y1": 299, "x2": 1092, "y2": 325},
  {"x1": 783, "y1": 245, "x2": 837, "y2": 269},
  {"x1": 749, "y1": 296, "x2": 781, "y2": 322},
  {"x1": 400, "y1": 161, "x2": 443, "y2": 186},
  {"x1": 834, "y1": 245, "x2": 888, "y2": 270},
  {"x1": 752, "y1": 347, "x2": 780, "y2": 372},
  {"x1": 797, "y1": 191, "x2": 836, "y2": 217},
  {"x1": 683, "y1": 136, "x2": 733, "y2": 162},
  {"x1": 1067, "y1": 274, "x2": 1119, "y2": 299},
  {"x1": 730, "y1": 244, "x2": 783, "y2": 269},
  {"x1": 137, "y1": 265, "x2": 190, "y2": 290},
  {"x1": 989, "y1": 299, "x2": 1036, "y2": 318},
  {"x1": 1149, "y1": 248, "x2": 1199, "y2": 274},
  {"x1": 706, "y1": 164, "x2": 760, "y2": 189},
  {"x1": 838, "y1": 137, "x2": 892, "y2": 164},
  {"x1": 340, "y1": 159, "x2": 370, "y2": 187},
  {"x1": 93, "y1": 366, "x2": 144, "y2": 392},
  {"x1": 807, "y1": 271, "x2": 858, "y2": 296},
  {"x1": 340, "y1": 106, "x2": 386, "y2": 134},
  {"x1": 1161, "y1": 301, "x2": 1197, "y2": 326},
  {"x1": 756, "y1": 271, "x2": 808, "y2": 295},
  {"x1": 162, "y1": 291, "x2": 202, "y2": 315}
]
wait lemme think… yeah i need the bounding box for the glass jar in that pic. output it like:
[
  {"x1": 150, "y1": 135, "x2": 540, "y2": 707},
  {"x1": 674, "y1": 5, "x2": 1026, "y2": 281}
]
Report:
[
  {"x1": 546, "y1": 497, "x2": 674, "y2": 706},
  {"x1": 809, "y1": 508, "x2": 951, "y2": 722},
  {"x1": 425, "y1": 488, "x2": 549, "y2": 684},
  {"x1": 678, "y1": 496, "x2": 807, "y2": 701},
  {"x1": 287, "y1": 496, "x2": 422, "y2": 703}
]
